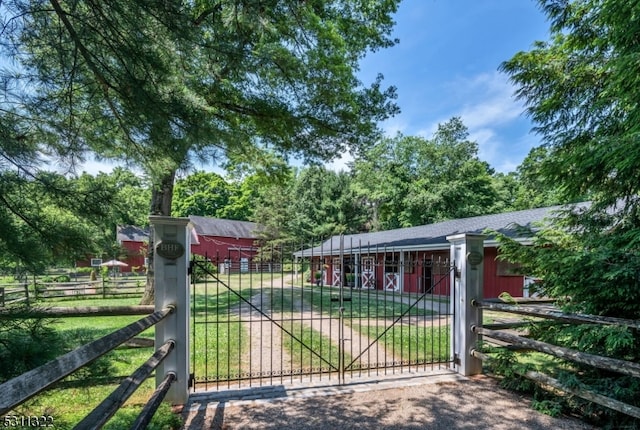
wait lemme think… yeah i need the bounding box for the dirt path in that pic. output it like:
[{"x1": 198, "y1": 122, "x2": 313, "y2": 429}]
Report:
[{"x1": 231, "y1": 276, "x2": 399, "y2": 378}]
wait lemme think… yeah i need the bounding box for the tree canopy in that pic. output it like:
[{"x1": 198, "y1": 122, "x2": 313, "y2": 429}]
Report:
[
  {"x1": 496, "y1": 2, "x2": 640, "y2": 424},
  {"x1": 0, "y1": 0, "x2": 401, "y2": 293},
  {"x1": 351, "y1": 117, "x2": 500, "y2": 230},
  {"x1": 1, "y1": 0, "x2": 400, "y2": 214}
]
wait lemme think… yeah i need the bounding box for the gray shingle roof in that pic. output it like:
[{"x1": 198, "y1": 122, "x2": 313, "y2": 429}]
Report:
[
  {"x1": 188, "y1": 216, "x2": 260, "y2": 239},
  {"x1": 296, "y1": 202, "x2": 590, "y2": 256},
  {"x1": 117, "y1": 225, "x2": 150, "y2": 243}
]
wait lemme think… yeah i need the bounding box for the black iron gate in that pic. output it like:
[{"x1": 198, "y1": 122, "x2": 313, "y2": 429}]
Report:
[{"x1": 189, "y1": 241, "x2": 454, "y2": 391}]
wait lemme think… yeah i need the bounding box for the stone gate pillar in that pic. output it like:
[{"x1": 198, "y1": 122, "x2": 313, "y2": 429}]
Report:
[
  {"x1": 447, "y1": 233, "x2": 485, "y2": 377},
  {"x1": 150, "y1": 216, "x2": 191, "y2": 404}
]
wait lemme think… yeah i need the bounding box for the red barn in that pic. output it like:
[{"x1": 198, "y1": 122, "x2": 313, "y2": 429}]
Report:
[
  {"x1": 117, "y1": 225, "x2": 150, "y2": 273},
  {"x1": 296, "y1": 203, "x2": 588, "y2": 299},
  {"x1": 188, "y1": 216, "x2": 260, "y2": 273},
  {"x1": 116, "y1": 217, "x2": 261, "y2": 274}
]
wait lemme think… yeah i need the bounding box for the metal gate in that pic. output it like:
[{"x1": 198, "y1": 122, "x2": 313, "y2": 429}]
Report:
[{"x1": 189, "y1": 242, "x2": 454, "y2": 391}]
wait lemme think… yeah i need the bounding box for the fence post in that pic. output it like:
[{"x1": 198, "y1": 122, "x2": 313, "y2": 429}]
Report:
[
  {"x1": 150, "y1": 216, "x2": 192, "y2": 405},
  {"x1": 447, "y1": 233, "x2": 485, "y2": 377}
]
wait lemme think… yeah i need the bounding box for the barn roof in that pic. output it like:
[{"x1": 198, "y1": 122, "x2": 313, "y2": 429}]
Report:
[
  {"x1": 295, "y1": 202, "x2": 590, "y2": 257},
  {"x1": 117, "y1": 225, "x2": 150, "y2": 243},
  {"x1": 188, "y1": 216, "x2": 261, "y2": 239}
]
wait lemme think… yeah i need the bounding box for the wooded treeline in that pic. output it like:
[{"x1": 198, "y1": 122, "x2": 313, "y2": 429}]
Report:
[{"x1": 0, "y1": 114, "x2": 575, "y2": 273}]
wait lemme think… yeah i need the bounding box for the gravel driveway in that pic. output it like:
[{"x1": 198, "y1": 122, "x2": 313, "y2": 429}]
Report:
[{"x1": 181, "y1": 374, "x2": 595, "y2": 429}]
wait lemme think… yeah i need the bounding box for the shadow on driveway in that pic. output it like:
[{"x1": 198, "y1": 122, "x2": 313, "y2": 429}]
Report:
[{"x1": 181, "y1": 374, "x2": 594, "y2": 430}]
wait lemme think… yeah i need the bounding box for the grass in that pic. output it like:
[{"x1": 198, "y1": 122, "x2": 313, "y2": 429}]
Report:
[
  {"x1": 275, "y1": 284, "x2": 437, "y2": 319},
  {"x1": 6, "y1": 270, "x2": 450, "y2": 427},
  {"x1": 352, "y1": 323, "x2": 451, "y2": 365},
  {"x1": 280, "y1": 321, "x2": 350, "y2": 373},
  {"x1": 4, "y1": 295, "x2": 179, "y2": 429}
]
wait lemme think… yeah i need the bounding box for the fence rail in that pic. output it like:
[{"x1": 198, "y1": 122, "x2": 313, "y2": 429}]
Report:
[
  {"x1": 35, "y1": 279, "x2": 145, "y2": 300},
  {"x1": 472, "y1": 300, "x2": 640, "y2": 420},
  {"x1": 0, "y1": 284, "x2": 29, "y2": 306},
  {"x1": 0, "y1": 306, "x2": 175, "y2": 421}
]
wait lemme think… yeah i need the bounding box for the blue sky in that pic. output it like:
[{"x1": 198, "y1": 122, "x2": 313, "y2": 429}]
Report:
[{"x1": 327, "y1": 0, "x2": 551, "y2": 174}]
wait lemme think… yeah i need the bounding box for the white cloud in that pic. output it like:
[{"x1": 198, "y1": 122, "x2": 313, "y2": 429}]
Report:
[
  {"x1": 457, "y1": 72, "x2": 523, "y2": 130},
  {"x1": 381, "y1": 118, "x2": 408, "y2": 136},
  {"x1": 324, "y1": 152, "x2": 354, "y2": 173}
]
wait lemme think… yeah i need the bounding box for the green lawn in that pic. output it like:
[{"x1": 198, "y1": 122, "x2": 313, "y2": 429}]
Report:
[
  {"x1": 350, "y1": 323, "x2": 451, "y2": 366},
  {"x1": 6, "y1": 271, "x2": 450, "y2": 428},
  {"x1": 5, "y1": 300, "x2": 179, "y2": 429}
]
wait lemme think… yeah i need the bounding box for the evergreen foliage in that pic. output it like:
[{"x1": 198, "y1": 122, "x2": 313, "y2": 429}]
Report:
[{"x1": 494, "y1": 0, "x2": 640, "y2": 426}]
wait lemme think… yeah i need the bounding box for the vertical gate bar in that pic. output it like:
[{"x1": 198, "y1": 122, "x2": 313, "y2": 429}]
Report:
[
  {"x1": 206, "y1": 254, "x2": 212, "y2": 391},
  {"x1": 248, "y1": 253, "x2": 253, "y2": 387},
  {"x1": 430, "y1": 254, "x2": 434, "y2": 371},
  {"x1": 368, "y1": 242, "x2": 373, "y2": 378},
  {"x1": 349, "y1": 237, "x2": 356, "y2": 378},
  {"x1": 423, "y1": 253, "x2": 428, "y2": 372},
  {"x1": 297, "y1": 240, "x2": 302, "y2": 381},
  {"x1": 210, "y1": 253, "x2": 216, "y2": 391},
  {"x1": 190, "y1": 255, "x2": 196, "y2": 391},
  {"x1": 238, "y1": 248, "x2": 243, "y2": 387},
  {"x1": 400, "y1": 250, "x2": 404, "y2": 374},
  {"x1": 374, "y1": 243, "x2": 380, "y2": 377},
  {"x1": 304, "y1": 240, "x2": 312, "y2": 383},
  {"x1": 216, "y1": 251, "x2": 221, "y2": 389},
  {"x1": 433, "y1": 255, "x2": 436, "y2": 370},
  {"x1": 338, "y1": 234, "x2": 344, "y2": 385},
  {"x1": 251, "y1": 255, "x2": 264, "y2": 387},
  {"x1": 318, "y1": 242, "x2": 324, "y2": 380},
  {"x1": 327, "y1": 237, "x2": 332, "y2": 380},
  {"x1": 315, "y1": 240, "x2": 321, "y2": 381},
  {"x1": 271, "y1": 242, "x2": 278, "y2": 386},
  {"x1": 409, "y1": 250, "x2": 414, "y2": 371},
  {"x1": 437, "y1": 255, "x2": 442, "y2": 370},
  {"x1": 225, "y1": 250, "x2": 231, "y2": 388}
]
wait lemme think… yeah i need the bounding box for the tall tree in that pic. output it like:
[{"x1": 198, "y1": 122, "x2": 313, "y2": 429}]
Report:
[
  {"x1": 172, "y1": 171, "x2": 231, "y2": 218},
  {"x1": 496, "y1": 2, "x2": 640, "y2": 425},
  {"x1": 288, "y1": 166, "x2": 367, "y2": 240},
  {"x1": 499, "y1": 0, "x2": 640, "y2": 315},
  {"x1": 1, "y1": 1, "x2": 400, "y2": 302},
  {"x1": 352, "y1": 118, "x2": 500, "y2": 230}
]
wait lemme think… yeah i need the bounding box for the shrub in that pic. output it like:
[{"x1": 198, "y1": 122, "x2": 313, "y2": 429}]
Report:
[
  {"x1": 0, "y1": 306, "x2": 64, "y2": 383},
  {"x1": 191, "y1": 255, "x2": 217, "y2": 282}
]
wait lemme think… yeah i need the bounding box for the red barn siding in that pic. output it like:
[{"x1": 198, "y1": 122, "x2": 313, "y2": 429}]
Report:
[
  {"x1": 122, "y1": 240, "x2": 147, "y2": 272},
  {"x1": 483, "y1": 247, "x2": 523, "y2": 298},
  {"x1": 311, "y1": 248, "x2": 525, "y2": 299},
  {"x1": 191, "y1": 236, "x2": 257, "y2": 262}
]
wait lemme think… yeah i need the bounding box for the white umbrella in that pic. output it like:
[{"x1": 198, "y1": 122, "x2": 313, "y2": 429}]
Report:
[
  {"x1": 100, "y1": 259, "x2": 128, "y2": 267},
  {"x1": 100, "y1": 259, "x2": 128, "y2": 278}
]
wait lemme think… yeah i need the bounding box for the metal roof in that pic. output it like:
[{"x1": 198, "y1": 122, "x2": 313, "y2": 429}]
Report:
[
  {"x1": 295, "y1": 202, "x2": 590, "y2": 257},
  {"x1": 188, "y1": 216, "x2": 261, "y2": 239},
  {"x1": 117, "y1": 225, "x2": 150, "y2": 243},
  {"x1": 118, "y1": 217, "x2": 261, "y2": 243}
]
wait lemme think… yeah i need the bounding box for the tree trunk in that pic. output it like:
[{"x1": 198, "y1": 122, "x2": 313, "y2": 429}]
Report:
[{"x1": 140, "y1": 170, "x2": 176, "y2": 305}]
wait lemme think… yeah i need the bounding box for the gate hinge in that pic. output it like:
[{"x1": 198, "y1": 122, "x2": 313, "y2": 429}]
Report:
[
  {"x1": 453, "y1": 354, "x2": 461, "y2": 365},
  {"x1": 188, "y1": 261, "x2": 194, "y2": 276},
  {"x1": 188, "y1": 372, "x2": 195, "y2": 388}
]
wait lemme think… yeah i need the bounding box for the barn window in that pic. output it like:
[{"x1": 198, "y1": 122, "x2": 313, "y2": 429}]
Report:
[{"x1": 496, "y1": 259, "x2": 523, "y2": 276}]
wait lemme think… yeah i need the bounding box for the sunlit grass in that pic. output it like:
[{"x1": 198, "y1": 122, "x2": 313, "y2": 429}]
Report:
[{"x1": 352, "y1": 323, "x2": 451, "y2": 364}]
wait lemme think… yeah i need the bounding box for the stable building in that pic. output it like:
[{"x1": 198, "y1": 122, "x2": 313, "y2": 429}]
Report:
[{"x1": 296, "y1": 203, "x2": 586, "y2": 299}]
